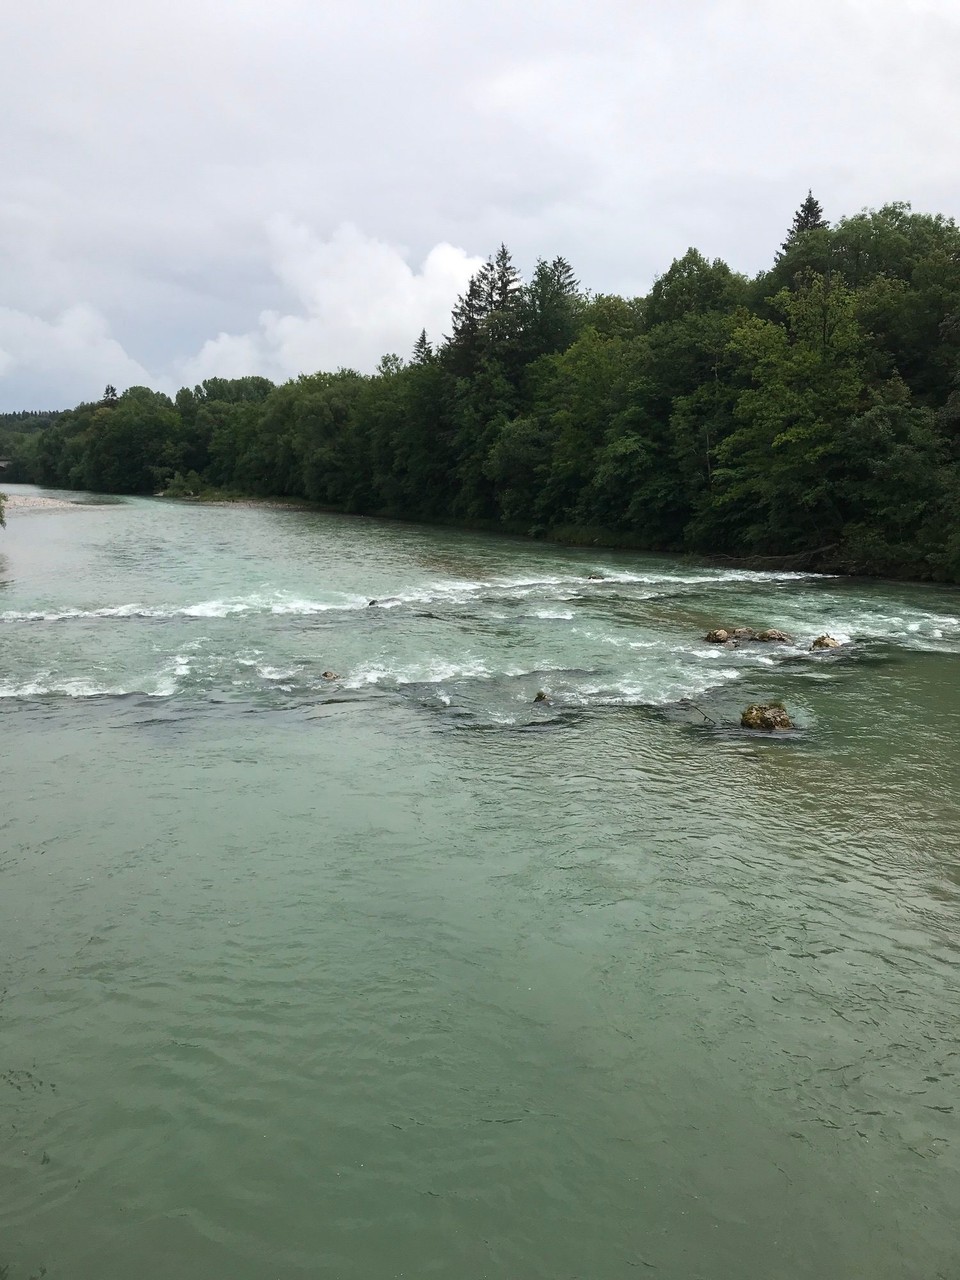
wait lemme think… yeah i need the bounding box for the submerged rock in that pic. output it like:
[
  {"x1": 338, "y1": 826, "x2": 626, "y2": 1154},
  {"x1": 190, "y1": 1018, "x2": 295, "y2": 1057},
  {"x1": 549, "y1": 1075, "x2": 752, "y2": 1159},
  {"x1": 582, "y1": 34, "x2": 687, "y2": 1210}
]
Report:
[
  {"x1": 732, "y1": 627, "x2": 756, "y2": 640},
  {"x1": 367, "y1": 599, "x2": 378, "y2": 607},
  {"x1": 321, "y1": 670, "x2": 340, "y2": 680},
  {"x1": 753, "y1": 628, "x2": 792, "y2": 643},
  {"x1": 740, "y1": 702, "x2": 794, "y2": 731},
  {"x1": 533, "y1": 690, "x2": 550, "y2": 703},
  {"x1": 811, "y1": 634, "x2": 840, "y2": 650}
]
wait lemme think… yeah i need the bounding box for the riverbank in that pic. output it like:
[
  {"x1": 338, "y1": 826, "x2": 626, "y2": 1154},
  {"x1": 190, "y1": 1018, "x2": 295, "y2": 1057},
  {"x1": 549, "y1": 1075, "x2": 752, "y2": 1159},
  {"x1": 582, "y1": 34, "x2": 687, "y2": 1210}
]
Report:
[
  {"x1": 161, "y1": 493, "x2": 317, "y2": 511},
  {"x1": 150, "y1": 491, "x2": 957, "y2": 587},
  {"x1": 4, "y1": 482, "x2": 950, "y2": 587},
  {"x1": 1, "y1": 493, "x2": 99, "y2": 512}
]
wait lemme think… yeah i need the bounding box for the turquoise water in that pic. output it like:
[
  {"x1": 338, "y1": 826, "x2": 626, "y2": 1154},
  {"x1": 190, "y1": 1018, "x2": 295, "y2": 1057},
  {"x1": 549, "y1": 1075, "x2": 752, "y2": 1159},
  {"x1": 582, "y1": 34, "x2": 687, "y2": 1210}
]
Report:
[{"x1": 1, "y1": 486, "x2": 959, "y2": 1279}]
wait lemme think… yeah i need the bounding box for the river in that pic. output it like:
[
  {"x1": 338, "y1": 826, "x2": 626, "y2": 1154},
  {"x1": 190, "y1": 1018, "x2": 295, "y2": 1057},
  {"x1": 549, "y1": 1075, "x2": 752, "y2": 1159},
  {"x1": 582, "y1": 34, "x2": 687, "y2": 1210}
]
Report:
[{"x1": 1, "y1": 485, "x2": 958, "y2": 1279}]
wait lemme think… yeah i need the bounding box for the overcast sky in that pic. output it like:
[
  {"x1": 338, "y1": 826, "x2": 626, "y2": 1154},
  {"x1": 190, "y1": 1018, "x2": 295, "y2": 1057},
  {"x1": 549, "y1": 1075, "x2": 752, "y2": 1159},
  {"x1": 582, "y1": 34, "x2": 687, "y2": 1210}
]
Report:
[{"x1": 2, "y1": 0, "x2": 958, "y2": 409}]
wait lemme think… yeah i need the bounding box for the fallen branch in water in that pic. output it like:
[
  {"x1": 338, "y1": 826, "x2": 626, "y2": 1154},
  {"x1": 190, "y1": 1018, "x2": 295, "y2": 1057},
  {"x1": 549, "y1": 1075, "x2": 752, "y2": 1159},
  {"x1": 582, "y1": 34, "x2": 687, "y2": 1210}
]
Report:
[{"x1": 688, "y1": 701, "x2": 716, "y2": 724}]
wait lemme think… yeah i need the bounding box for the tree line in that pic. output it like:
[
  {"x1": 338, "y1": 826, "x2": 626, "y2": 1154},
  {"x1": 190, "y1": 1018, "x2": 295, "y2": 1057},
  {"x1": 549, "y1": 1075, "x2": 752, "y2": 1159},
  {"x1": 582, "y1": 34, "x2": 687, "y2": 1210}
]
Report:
[{"x1": 5, "y1": 195, "x2": 960, "y2": 580}]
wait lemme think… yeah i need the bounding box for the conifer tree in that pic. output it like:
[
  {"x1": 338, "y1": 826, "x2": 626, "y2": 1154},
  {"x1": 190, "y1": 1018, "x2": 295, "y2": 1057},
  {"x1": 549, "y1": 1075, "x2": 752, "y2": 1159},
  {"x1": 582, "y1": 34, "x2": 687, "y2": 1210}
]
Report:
[
  {"x1": 446, "y1": 247, "x2": 522, "y2": 376},
  {"x1": 778, "y1": 190, "x2": 829, "y2": 259},
  {"x1": 491, "y1": 243, "x2": 522, "y2": 311},
  {"x1": 446, "y1": 268, "x2": 493, "y2": 374},
  {"x1": 520, "y1": 256, "x2": 582, "y2": 359},
  {"x1": 411, "y1": 329, "x2": 433, "y2": 364}
]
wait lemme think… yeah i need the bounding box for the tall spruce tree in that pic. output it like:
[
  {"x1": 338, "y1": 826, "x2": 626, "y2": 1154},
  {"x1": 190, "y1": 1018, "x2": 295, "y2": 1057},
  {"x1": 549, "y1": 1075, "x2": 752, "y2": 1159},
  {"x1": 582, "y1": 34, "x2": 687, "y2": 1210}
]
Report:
[
  {"x1": 778, "y1": 190, "x2": 828, "y2": 259},
  {"x1": 491, "y1": 243, "x2": 522, "y2": 311},
  {"x1": 446, "y1": 265, "x2": 495, "y2": 375},
  {"x1": 520, "y1": 256, "x2": 582, "y2": 360},
  {"x1": 411, "y1": 329, "x2": 433, "y2": 365}
]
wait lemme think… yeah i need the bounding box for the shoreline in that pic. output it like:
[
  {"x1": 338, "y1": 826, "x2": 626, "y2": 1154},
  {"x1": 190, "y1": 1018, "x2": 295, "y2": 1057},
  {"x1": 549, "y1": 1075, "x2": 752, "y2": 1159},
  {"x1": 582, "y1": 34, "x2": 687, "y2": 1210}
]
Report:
[
  {"x1": 6, "y1": 488, "x2": 955, "y2": 589},
  {"x1": 1, "y1": 493, "x2": 103, "y2": 512},
  {"x1": 164, "y1": 495, "x2": 956, "y2": 588}
]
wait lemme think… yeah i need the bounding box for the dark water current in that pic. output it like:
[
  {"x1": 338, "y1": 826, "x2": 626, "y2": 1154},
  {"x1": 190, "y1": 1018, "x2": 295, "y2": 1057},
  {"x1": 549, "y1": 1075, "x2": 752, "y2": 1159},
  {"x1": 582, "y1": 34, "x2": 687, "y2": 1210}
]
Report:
[{"x1": 2, "y1": 485, "x2": 959, "y2": 1279}]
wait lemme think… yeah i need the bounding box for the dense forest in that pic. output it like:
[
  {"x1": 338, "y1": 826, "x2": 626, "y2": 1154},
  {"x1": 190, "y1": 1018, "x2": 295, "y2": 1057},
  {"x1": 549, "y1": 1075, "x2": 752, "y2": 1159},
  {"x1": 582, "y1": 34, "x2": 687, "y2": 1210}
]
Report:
[
  {"x1": 0, "y1": 411, "x2": 60, "y2": 523},
  {"x1": 5, "y1": 196, "x2": 960, "y2": 580}
]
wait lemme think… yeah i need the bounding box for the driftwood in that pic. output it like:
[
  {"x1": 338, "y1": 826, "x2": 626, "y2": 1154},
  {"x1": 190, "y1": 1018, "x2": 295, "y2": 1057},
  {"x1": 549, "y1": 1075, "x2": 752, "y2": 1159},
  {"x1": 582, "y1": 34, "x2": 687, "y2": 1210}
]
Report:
[{"x1": 707, "y1": 544, "x2": 839, "y2": 573}]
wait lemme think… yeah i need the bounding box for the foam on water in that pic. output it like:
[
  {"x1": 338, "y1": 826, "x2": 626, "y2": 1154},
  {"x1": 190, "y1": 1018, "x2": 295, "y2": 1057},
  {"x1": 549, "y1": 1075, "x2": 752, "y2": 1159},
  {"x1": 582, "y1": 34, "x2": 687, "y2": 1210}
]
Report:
[
  {"x1": 4, "y1": 543, "x2": 959, "y2": 718},
  {"x1": 343, "y1": 656, "x2": 495, "y2": 688},
  {"x1": 0, "y1": 565, "x2": 835, "y2": 626},
  {"x1": 256, "y1": 664, "x2": 300, "y2": 681},
  {"x1": 813, "y1": 610, "x2": 960, "y2": 649},
  {"x1": 0, "y1": 589, "x2": 371, "y2": 623},
  {"x1": 0, "y1": 676, "x2": 128, "y2": 699},
  {"x1": 594, "y1": 664, "x2": 744, "y2": 707}
]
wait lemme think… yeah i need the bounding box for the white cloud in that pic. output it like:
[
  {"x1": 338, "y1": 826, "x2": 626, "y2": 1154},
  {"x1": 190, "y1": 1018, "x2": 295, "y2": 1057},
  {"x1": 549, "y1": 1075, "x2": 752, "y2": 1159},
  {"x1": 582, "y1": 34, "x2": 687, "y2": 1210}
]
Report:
[
  {"x1": 0, "y1": 305, "x2": 153, "y2": 407},
  {"x1": 178, "y1": 221, "x2": 484, "y2": 384},
  {"x1": 1, "y1": 0, "x2": 959, "y2": 406}
]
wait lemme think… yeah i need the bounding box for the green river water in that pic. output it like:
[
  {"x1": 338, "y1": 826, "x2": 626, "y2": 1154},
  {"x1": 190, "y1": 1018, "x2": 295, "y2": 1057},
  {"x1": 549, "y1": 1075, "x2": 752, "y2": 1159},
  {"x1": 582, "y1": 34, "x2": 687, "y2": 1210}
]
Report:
[{"x1": 1, "y1": 485, "x2": 958, "y2": 1279}]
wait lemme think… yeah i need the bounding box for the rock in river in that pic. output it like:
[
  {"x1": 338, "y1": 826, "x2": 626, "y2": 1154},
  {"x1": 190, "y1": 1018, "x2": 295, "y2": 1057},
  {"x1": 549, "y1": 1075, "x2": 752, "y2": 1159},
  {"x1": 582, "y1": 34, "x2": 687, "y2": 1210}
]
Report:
[
  {"x1": 753, "y1": 628, "x2": 792, "y2": 643},
  {"x1": 705, "y1": 626, "x2": 758, "y2": 644},
  {"x1": 811, "y1": 634, "x2": 841, "y2": 650},
  {"x1": 740, "y1": 702, "x2": 794, "y2": 731}
]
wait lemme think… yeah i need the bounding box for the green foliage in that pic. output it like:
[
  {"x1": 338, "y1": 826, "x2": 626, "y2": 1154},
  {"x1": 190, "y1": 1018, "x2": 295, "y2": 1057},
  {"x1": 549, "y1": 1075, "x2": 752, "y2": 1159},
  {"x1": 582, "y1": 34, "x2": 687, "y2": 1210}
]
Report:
[
  {"x1": 518, "y1": 256, "x2": 584, "y2": 361},
  {"x1": 645, "y1": 249, "x2": 748, "y2": 327},
  {"x1": 162, "y1": 470, "x2": 205, "y2": 498},
  {"x1": 708, "y1": 276, "x2": 866, "y2": 552},
  {"x1": 778, "y1": 190, "x2": 828, "y2": 260},
  {"x1": 0, "y1": 409, "x2": 61, "y2": 434},
  {"x1": 12, "y1": 207, "x2": 960, "y2": 580}
]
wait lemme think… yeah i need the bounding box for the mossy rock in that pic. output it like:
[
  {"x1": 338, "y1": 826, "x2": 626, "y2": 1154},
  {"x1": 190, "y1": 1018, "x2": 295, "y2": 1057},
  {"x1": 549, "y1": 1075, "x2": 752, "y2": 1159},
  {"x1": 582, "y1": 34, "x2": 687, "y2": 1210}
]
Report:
[{"x1": 740, "y1": 702, "x2": 794, "y2": 731}]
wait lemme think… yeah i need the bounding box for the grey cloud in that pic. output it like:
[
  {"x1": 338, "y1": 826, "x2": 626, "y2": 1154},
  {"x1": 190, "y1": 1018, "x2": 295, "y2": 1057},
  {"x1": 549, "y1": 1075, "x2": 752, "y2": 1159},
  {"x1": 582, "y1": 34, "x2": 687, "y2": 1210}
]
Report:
[{"x1": 2, "y1": 0, "x2": 958, "y2": 407}]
